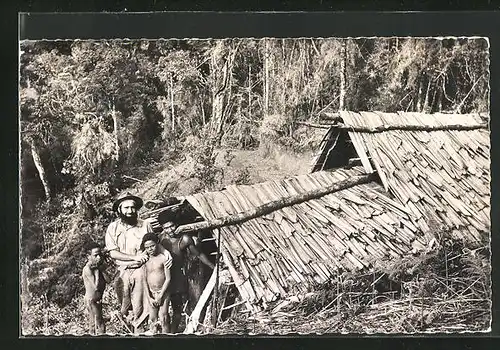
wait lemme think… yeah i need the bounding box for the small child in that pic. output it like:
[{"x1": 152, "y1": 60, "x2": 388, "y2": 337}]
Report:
[
  {"x1": 140, "y1": 233, "x2": 172, "y2": 334},
  {"x1": 82, "y1": 241, "x2": 106, "y2": 335}
]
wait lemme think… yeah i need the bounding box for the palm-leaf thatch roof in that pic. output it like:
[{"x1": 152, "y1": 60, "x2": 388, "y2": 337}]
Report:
[
  {"x1": 184, "y1": 166, "x2": 429, "y2": 306},
  {"x1": 312, "y1": 111, "x2": 490, "y2": 244}
]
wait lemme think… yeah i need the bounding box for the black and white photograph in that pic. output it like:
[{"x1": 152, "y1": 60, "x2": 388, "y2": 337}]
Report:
[{"x1": 19, "y1": 36, "x2": 491, "y2": 335}]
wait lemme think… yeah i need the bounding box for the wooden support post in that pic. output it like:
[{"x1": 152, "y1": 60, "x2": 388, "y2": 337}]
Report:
[
  {"x1": 212, "y1": 228, "x2": 222, "y2": 328},
  {"x1": 183, "y1": 266, "x2": 219, "y2": 334}
]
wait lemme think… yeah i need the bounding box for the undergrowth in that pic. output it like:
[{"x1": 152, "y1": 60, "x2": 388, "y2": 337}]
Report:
[{"x1": 212, "y1": 239, "x2": 491, "y2": 334}]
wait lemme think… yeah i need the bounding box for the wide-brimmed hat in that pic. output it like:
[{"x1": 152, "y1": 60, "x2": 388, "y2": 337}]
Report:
[{"x1": 112, "y1": 192, "x2": 144, "y2": 212}]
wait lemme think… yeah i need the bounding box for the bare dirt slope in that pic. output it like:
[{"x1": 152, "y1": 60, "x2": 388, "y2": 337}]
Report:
[{"x1": 132, "y1": 147, "x2": 315, "y2": 202}]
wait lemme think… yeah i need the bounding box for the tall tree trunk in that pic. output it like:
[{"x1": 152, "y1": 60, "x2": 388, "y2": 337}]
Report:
[
  {"x1": 170, "y1": 72, "x2": 175, "y2": 132},
  {"x1": 430, "y1": 85, "x2": 438, "y2": 113},
  {"x1": 201, "y1": 99, "x2": 206, "y2": 125},
  {"x1": 211, "y1": 42, "x2": 224, "y2": 143},
  {"x1": 416, "y1": 78, "x2": 424, "y2": 112},
  {"x1": 210, "y1": 41, "x2": 237, "y2": 146},
  {"x1": 248, "y1": 65, "x2": 252, "y2": 118},
  {"x1": 339, "y1": 39, "x2": 347, "y2": 111},
  {"x1": 111, "y1": 103, "x2": 120, "y2": 162},
  {"x1": 423, "y1": 77, "x2": 432, "y2": 113},
  {"x1": 212, "y1": 84, "x2": 225, "y2": 144},
  {"x1": 217, "y1": 67, "x2": 233, "y2": 145},
  {"x1": 30, "y1": 139, "x2": 51, "y2": 202},
  {"x1": 437, "y1": 83, "x2": 444, "y2": 111},
  {"x1": 264, "y1": 38, "x2": 270, "y2": 117}
]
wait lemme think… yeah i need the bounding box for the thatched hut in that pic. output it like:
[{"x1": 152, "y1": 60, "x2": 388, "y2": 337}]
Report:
[
  {"x1": 185, "y1": 166, "x2": 429, "y2": 302},
  {"x1": 143, "y1": 111, "x2": 490, "y2": 333},
  {"x1": 311, "y1": 111, "x2": 490, "y2": 245}
]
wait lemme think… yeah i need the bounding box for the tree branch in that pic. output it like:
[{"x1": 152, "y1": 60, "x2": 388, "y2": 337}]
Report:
[{"x1": 454, "y1": 76, "x2": 483, "y2": 113}]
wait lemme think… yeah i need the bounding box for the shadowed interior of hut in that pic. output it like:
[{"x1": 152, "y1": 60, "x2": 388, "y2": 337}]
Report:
[
  {"x1": 311, "y1": 126, "x2": 360, "y2": 172},
  {"x1": 312, "y1": 115, "x2": 384, "y2": 188}
]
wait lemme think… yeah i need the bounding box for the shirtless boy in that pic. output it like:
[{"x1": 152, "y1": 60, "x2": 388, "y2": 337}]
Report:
[
  {"x1": 141, "y1": 233, "x2": 172, "y2": 334},
  {"x1": 82, "y1": 242, "x2": 106, "y2": 335}
]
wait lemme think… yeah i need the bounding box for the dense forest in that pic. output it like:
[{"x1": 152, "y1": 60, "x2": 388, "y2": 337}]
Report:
[{"x1": 19, "y1": 37, "x2": 489, "y2": 333}]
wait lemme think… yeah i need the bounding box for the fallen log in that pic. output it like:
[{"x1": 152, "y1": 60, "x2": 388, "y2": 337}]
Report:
[
  {"x1": 175, "y1": 173, "x2": 376, "y2": 234},
  {"x1": 330, "y1": 122, "x2": 488, "y2": 133}
]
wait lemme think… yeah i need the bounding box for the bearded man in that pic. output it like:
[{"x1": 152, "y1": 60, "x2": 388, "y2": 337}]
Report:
[{"x1": 105, "y1": 192, "x2": 172, "y2": 332}]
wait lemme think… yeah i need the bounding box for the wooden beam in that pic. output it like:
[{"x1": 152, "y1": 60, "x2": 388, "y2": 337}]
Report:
[
  {"x1": 140, "y1": 201, "x2": 186, "y2": 219},
  {"x1": 122, "y1": 175, "x2": 144, "y2": 183},
  {"x1": 220, "y1": 299, "x2": 247, "y2": 311},
  {"x1": 174, "y1": 173, "x2": 375, "y2": 234},
  {"x1": 296, "y1": 121, "x2": 332, "y2": 129},
  {"x1": 318, "y1": 112, "x2": 341, "y2": 121},
  {"x1": 331, "y1": 122, "x2": 488, "y2": 133}
]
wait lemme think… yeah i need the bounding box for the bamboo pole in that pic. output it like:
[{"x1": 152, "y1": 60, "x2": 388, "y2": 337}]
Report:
[{"x1": 174, "y1": 174, "x2": 375, "y2": 234}]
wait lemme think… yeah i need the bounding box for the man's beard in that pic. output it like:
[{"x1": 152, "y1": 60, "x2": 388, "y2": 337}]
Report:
[
  {"x1": 118, "y1": 211, "x2": 138, "y2": 225},
  {"x1": 89, "y1": 260, "x2": 103, "y2": 269}
]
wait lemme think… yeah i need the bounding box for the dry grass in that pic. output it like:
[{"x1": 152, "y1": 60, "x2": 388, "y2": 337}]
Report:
[
  {"x1": 21, "y1": 287, "x2": 124, "y2": 336},
  {"x1": 211, "y1": 239, "x2": 491, "y2": 334},
  {"x1": 21, "y1": 229, "x2": 490, "y2": 335}
]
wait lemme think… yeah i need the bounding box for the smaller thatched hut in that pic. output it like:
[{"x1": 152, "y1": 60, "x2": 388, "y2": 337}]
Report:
[{"x1": 312, "y1": 111, "x2": 490, "y2": 245}]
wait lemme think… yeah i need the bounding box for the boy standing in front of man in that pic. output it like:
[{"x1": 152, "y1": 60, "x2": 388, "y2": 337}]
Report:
[
  {"x1": 141, "y1": 233, "x2": 172, "y2": 334},
  {"x1": 82, "y1": 242, "x2": 107, "y2": 335}
]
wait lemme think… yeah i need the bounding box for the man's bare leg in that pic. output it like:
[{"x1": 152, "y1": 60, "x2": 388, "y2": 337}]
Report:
[
  {"x1": 170, "y1": 293, "x2": 183, "y2": 333},
  {"x1": 130, "y1": 269, "x2": 146, "y2": 333},
  {"x1": 91, "y1": 301, "x2": 106, "y2": 335},
  {"x1": 86, "y1": 299, "x2": 95, "y2": 335},
  {"x1": 117, "y1": 273, "x2": 132, "y2": 317},
  {"x1": 159, "y1": 295, "x2": 171, "y2": 334},
  {"x1": 149, "y1": 304, "x2": 160, "y2": 334}
]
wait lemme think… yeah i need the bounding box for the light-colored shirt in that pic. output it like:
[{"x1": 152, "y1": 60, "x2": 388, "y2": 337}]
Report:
[
  {"x1": 105, "y1": 219, "x2": 152, "y2": 263},
  {"x1": 105, "y1": 218, "x2": 173, "y2": 269}
]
